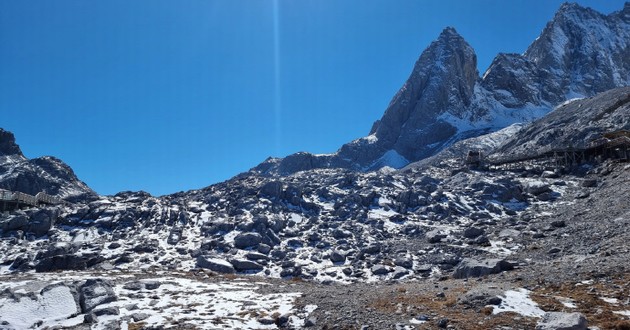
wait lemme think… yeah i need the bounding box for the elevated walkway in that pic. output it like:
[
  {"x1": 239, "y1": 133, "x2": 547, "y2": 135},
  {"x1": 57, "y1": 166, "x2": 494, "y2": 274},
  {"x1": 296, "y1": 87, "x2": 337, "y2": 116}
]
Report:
[{"x1": 0, "y1": 190, "x2": 62, "y2": 211}]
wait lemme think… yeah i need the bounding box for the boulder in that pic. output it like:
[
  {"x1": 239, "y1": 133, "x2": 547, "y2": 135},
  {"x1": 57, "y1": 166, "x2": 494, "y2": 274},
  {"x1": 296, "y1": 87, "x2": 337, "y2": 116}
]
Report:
[
  {"x1": 0, "y1": 212, "x2": 28, "y2": 232},
  {"x1": 35, "y1": 243, "x2": 103, "y2": 272},
  {"x1": 463, "y1": 227, "x2": 484, "y2": 239},
  {"x1": 196, "y1": 255, "x2": 235, "y2": 273},
  {"x1": 230, "y1": 259, "x2": 264, "y2": 272},
  {"x1": 392, "y1": 266, "x2": 410, "y2": 279},
  {"x1": 329, "y1": 250, "x2": 346, "y2": 263},
  {"x1": 371, "y1": 264, "x2": 390, "y2": 275},
  {"x1": 259, "y1": 181, "x2": 283, "y2": 199},
  {"x1": 394, "y1": 257, "x2": 413, "y2": 269},
  {"x1": 452, "y1": 258, "x2": 514, "y2": 279},
  {"x1": 524, "y1": 181, "x2": 551, "y2": 195},
  {"x1": 427, "y1": 230, "x2": 447, "y2": 243},
  {"x1": 535, "y1": 312, "x2": 587, "y2": 330},
  {"x1": 27, "y1": 208, "x2": 59, "y2": 237},
  {"x1": 80, "y1": 279, "x2": 117, "y2": 312},
  {"x1": 233, "y1": 232, "x2": 263, "y2": 249}
]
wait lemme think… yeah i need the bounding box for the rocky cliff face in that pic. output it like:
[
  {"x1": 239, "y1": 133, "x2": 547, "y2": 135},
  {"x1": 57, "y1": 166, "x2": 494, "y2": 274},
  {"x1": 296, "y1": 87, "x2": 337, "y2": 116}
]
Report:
[
  {"x1": 252, "y1": 2, "x2": 630, "y2": 176},
  {"x1": 0, "y1": 128, "x2": 96, "y2": 201}
]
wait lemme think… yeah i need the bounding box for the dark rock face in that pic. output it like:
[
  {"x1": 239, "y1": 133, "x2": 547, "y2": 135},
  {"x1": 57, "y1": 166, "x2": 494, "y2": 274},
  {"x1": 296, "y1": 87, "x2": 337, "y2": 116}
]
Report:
[
  {"x1": 251, "y1": 3, "x2": 630, "y2": 176},
  {"x1": 0, "y1": 129, "x2": 23, "y2": 156},
  {"x1": 362, "y1": 27, "x2": 478, "y2": 162}
]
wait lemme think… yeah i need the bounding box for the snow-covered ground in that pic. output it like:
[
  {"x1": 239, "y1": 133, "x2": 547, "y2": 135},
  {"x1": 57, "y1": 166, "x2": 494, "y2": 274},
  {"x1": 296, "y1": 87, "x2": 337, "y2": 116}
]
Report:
[{"x1": 0, "y1": 272, "x2": 315, "y2": 330}]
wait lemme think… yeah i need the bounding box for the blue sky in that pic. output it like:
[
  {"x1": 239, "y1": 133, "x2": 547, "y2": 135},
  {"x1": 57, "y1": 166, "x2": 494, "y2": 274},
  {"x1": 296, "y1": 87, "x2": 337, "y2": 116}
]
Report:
[{"x1": 1, "y1": 0, "x2": 626, "y2": 196}]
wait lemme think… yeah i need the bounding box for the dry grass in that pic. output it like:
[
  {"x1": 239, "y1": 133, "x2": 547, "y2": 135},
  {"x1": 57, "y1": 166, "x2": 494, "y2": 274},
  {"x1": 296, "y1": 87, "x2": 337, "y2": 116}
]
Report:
[
  {"x1": 127, "y1": 322, "x2": 147, "y2": 330},
  {"x1": 367, "y1": 284, "x2": 538, "y2": 330},
  {"x1": 530, "y1": 274, "x2": 630, "y2": 330}
]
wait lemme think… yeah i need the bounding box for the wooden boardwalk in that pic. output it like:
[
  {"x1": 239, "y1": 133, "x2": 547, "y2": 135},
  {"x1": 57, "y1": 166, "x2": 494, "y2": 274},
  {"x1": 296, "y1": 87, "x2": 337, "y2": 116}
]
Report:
[
  {"x1": 473, "y1": 130, "x2": 630, "y2": 170},
  {"x1": 0, "y1": 189, "x2": 61, "y2": 211}
]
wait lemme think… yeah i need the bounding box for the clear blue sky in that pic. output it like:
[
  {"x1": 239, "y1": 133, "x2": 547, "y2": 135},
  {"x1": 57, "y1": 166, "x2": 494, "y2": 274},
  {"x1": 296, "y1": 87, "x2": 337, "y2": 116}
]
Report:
[{"x1": 1, "y1": 1, "x2": 626, "y2": 196}]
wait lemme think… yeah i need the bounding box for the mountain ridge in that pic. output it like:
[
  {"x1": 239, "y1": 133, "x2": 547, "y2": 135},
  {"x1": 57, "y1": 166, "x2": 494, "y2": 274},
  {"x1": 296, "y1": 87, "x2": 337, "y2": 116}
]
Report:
[
  {"x1": 0, "y1": 128, "x2": 96, "y2": 202},
  {"x1": 252, "y1": 1, "x2": 630, "y2": 177}
]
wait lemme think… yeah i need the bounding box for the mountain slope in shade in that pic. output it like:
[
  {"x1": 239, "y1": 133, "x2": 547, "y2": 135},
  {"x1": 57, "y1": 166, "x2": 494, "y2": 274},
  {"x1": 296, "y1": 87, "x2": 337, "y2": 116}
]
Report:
[
  {"x1": 0, "y1": 128, "x2": 96, "y2": 202},
  {"x1": 252, "y1": 2, "x2": 630, "y2": 176}
]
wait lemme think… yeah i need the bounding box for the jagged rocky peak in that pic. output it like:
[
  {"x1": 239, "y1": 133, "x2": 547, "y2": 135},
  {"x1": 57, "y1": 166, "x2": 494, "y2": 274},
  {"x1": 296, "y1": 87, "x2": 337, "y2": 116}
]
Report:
[
  {"x1": 621, "y1": 1, "x2": 630, "y2": 20},
  {"x1": 524, "y1": 2, "x2": 630, "y2": 102},
  {"x1": 338, "y1": 27, "x2": 479, "y2": 167},
  {"x1": 0, "y1": 127, "x2": 97, "y2": 201},
  {"x1": 0, "y1": 128, "x2": 23, "y2": 157},
  {"x1": 251, "y1": 2, "x2": 630, "y2": 177},
  {"x1": 481, "y1": 53, "x2": 541, "y2": 108},
  {"x1": 371, "y1": 26, "x2": 478, "y2": 142}
]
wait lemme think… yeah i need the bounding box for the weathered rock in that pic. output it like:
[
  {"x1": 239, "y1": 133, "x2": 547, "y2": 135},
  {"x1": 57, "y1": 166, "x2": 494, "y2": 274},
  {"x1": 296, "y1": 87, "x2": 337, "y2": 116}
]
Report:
[
  {"x1": 80, "y1": 279, "x2": 117, "y2": 312},
  {"x1": 371, "y1": 264, "x2": 390, "y2": 275},
  {"x1": 131, "y1": 313, "x2": 150, "y2": 322},
  {"x1": 27, "y1": 208, "x2": 59, "y2": 237},
  {"x1": 329, "y1": 250, "x2": 346, "y2": 263},
  {"x1": 453, "y1": 258, "x2": 514, "y2": 279},
  {"x1": 196, "y1": 255, "x2": 235, "y2": 273},
  {"x1": 394, "y1": 257, "x2": 413, "y2": 269},
  {"x1": 535, "y1": 312, "x2": 587, "y2": 330},
  {"x1": 0, "y1": 212, "x2": 28, "y2": 232},
  {"x1": 524, "y1": 181, "x2": 551, "y2": 195},
  {"x1": 427, "y1": 230, "x2": 447, "y2": 243},
  {"x1": 392, "y1": 266, "x2": 410, "y2": 279},
  {"x1": 230, "y1": 259, "x2": 264, "y2": 272},
  {"x1": 234, "y1": 232, "x2": 263, "y2": 249},
  {"x1": 93, "y1": 306, "x2": 119, "y2": 316},
  {"x1": 463, "y1": 227, "x2": 484, "y2": 239}
]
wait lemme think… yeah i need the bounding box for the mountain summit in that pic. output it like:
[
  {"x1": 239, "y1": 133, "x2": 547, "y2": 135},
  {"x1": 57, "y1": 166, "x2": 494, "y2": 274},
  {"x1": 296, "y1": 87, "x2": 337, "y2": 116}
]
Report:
[{"x1": 253, "y1": 2, "x2": 630, "y2": 176}]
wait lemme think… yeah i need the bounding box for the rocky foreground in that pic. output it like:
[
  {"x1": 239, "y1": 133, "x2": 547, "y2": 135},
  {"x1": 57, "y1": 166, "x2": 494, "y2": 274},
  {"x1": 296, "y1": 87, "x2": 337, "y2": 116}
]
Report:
[{"x1": 1, "y1": 160, "x2": 628, "y2": 329}]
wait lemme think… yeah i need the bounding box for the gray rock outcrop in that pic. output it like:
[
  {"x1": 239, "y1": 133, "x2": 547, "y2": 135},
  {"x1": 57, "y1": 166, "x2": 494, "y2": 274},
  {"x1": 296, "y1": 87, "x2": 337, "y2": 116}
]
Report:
[
  {"x1": 536, "y1": 312, "x2": 587, "y2": 330},
  {"x1": 453, "y1": 258, "x2": 514, "y2": 279}
]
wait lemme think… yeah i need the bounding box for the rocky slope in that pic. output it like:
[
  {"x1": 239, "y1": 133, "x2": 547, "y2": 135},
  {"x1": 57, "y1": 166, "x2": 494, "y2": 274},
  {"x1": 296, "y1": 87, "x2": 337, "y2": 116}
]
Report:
[
  {"x1": 253, "y1": 2, "x2": 630, "y2": 176},
  {"x1": 0, "y1": 3, "x2": 629, "y2": 330},
  {"x1": 0, "y1": 128, "x2": 96, "y2": 202}
]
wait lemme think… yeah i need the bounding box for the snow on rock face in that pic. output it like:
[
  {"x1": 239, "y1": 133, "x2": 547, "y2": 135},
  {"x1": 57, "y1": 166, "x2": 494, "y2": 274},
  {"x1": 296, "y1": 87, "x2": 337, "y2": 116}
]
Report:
[{"x1": 0, "y1": 283, "x2": 81, "y2": 329}]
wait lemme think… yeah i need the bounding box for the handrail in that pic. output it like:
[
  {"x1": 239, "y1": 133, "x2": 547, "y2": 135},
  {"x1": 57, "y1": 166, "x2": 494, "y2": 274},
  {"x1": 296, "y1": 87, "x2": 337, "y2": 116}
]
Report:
[{"x1": 0, "y1": 189, "x2": 61, "y2": 206}]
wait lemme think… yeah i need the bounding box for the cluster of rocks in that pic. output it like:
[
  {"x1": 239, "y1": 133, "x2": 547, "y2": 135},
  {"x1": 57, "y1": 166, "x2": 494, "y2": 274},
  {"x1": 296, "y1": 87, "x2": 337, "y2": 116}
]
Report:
[{"x1": 0, "y1": 278, "x2": 118, "y2": 328}]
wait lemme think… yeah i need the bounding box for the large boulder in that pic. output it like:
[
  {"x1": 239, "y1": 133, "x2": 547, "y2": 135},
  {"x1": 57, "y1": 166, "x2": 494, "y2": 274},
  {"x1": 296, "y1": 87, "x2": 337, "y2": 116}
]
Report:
[
  {"x1": 27, "y1": 208, "x2": 59, "y2": 237},
  {"x1": 229, "y1": 259, "x2": 263, "y2": 272},
  {"x1": 427, "y1": 230, "x2": 447, "y2": 243},
  {"x1": 0, "y1": 282, "x2": 81, "y2": 329},
  {"x1": 535, "y1": 312, "x2": 587, "y2": 330},
  {"x1": 79, "y1": 279, "x2": 117, "y2": 312},
  {"x1": 35, "y1": 243, "x2": 103, "y2": 272},
  {"x1": 453, "y1": 258, "x2": 514, "y2": 279},
  {"x1": 0, "y1": 211, "x2": 29, "y2": 232},
  {"x1": 196, "y1": 255, "x2": 235, "y2": 273},
  {"x1": 233, "y1": 232, "x2": 263, "y2": 249}
]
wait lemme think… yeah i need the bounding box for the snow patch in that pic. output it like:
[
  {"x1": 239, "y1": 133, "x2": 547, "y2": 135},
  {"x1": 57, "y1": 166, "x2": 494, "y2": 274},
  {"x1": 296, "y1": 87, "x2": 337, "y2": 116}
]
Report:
[{"x1": 492, "y1": 288, "x2": 545, "y2": 317}]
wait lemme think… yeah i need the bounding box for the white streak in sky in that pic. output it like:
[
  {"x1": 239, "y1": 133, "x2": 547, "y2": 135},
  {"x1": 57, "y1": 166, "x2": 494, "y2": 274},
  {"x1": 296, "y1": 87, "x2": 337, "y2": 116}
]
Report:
[{"x1": 273, "y1": 0, "x2": 282, "y2": 155}]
